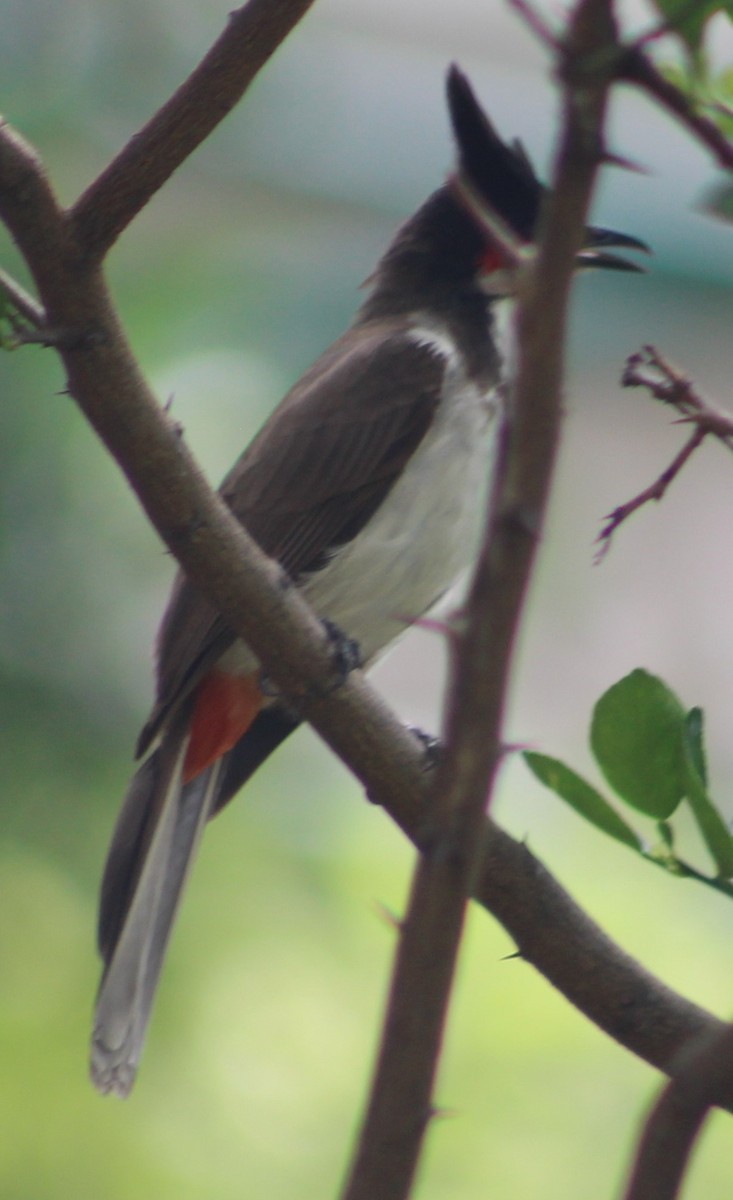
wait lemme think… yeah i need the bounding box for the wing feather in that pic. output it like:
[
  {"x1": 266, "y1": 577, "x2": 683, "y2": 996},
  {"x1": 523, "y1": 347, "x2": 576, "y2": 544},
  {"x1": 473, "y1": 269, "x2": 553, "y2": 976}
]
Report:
[{"x1": 138, "y1": 320, "x2": 448, "y2": 753}]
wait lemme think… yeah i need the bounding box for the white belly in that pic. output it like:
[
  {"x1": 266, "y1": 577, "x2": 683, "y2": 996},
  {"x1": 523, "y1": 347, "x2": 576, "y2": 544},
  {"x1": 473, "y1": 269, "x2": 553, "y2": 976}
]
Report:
[
  {"x1": 301, "y1": 327, "x2": 500, "y2": 664},
  {"x1": 219, "y1": 320, "x2": 502, "y2": 675}
]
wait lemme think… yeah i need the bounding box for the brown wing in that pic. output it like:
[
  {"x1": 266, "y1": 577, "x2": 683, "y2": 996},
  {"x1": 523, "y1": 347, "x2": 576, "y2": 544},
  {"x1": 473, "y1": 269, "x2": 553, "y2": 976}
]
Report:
[{"x1": 137, "y1": 319, "x2": 447, "y2": 755}]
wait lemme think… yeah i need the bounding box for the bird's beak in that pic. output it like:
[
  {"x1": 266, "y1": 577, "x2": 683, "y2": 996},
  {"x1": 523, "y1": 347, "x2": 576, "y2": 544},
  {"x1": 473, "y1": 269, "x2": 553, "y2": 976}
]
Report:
[{"x1": 576, "y1": 225, "x2": 651, "y2": 273}]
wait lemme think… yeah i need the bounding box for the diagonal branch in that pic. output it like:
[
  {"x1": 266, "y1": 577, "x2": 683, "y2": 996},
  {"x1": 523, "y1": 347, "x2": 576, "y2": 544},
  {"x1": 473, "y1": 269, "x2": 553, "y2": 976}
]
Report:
[
  {"x1": 70, "y1": 0, "x2": 317, "y2": 261},
  {"x1": 596, "y1": 425, "x2": 705, "y2": 559},
  {"x1": 619, "y1": 48, "x2": 733, "y2": 171}
]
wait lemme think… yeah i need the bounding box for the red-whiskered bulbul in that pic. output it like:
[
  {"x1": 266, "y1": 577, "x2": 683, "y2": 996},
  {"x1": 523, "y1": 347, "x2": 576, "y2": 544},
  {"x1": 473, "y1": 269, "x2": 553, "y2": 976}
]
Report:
[{"x1": 91, "y1": 66, "x2": 647, "y2": 1096}]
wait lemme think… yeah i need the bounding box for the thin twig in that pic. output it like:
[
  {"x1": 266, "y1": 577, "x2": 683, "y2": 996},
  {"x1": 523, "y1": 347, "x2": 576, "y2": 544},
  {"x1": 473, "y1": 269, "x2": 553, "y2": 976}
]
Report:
[
  {"x1": 513, "y1": 0, "x2": 733, "y2": 172},
  {"x1": 596, "y1": 345, "x2": 733, "y2": 557},
  {"x1": 621, "y1": 1022, "x2": 733, "y2": 1200},
  {"x1": 623, "y1": 347, "x2": 733, "y2": 446},
  {"x1": 596, "y1": 427, "x2": 705, "y2": 560},
  {"x1": 511, "y1": 0, "x2": 733, "y2": 171},
  {"x1": 505, "y1": 0, "x2": 559, "y2": 47},
  {"x1": 619, "y1": 48, "x2": 733, "y2": 171},
  {"x1": 631, "y1": 0, "x2": 707, "y2": 49}
]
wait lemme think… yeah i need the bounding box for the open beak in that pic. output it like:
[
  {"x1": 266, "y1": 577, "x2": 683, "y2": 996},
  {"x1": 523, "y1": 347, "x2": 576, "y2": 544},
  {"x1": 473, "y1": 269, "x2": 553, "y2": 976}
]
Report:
[{"x1": 576, "y1": 225, "x2": 651, "y2": 273}]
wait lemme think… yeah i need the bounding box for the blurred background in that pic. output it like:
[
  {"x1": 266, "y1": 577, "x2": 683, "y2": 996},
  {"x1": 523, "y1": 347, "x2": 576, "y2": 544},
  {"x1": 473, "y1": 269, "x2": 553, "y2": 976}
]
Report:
[{"x1": 1, "y1": 0, "x2": 733, "y2": 1196}]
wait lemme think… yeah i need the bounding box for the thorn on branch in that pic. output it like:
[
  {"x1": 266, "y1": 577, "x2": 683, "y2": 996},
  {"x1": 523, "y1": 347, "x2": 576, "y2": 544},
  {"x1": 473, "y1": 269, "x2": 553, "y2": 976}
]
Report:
[
  {"x1": 5, "y1": 319, "x2": 98, "y2": 350},
  {"x1": 429, "y1": 1103, "x2": 458, "y2": 1122},
  {"x1": 162, "y1": 396, "x2": 185, "y2": 439},
  {"x1": 399, "y1": 613, "x2": 457, "y2": 641},
  {"x1": 4, "y1": 314, "x2": 108, "y2": 351},
  {"x1": 372, "y1": 901, "x2": 403, "y2": 933},
  {"x1": 505, "y1": 0, "x2": 559, "y2": 49},
  {"x1": 600, "y1": 151, "x2": 650, "y2": 175}
]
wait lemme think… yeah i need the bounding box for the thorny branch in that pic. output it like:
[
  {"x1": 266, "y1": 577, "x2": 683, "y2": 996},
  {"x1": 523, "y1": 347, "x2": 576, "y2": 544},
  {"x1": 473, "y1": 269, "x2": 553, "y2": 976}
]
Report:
[
  {"x1": 596, "y1": 346, "x2": 733, "y2": 558},
  {"x1": 341, "y1": 3, "x2": 629, "y2": 1198}
]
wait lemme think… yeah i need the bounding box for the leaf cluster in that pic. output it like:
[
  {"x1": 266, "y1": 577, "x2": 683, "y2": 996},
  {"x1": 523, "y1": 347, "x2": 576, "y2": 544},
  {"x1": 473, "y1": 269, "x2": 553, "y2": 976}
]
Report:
[{"x1": 526, "y1": 669, "x2": 733, "y2": 897}]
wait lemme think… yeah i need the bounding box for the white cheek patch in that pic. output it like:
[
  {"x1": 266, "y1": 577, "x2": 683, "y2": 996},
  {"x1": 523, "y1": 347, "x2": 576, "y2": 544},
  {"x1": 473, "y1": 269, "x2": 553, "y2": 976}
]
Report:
[
  {"x1": 478, "y1": 267, "x2": 518, "y2": 297},
  {"x1": 489, "y1": 297, "x2": 518, "y2": 380}
]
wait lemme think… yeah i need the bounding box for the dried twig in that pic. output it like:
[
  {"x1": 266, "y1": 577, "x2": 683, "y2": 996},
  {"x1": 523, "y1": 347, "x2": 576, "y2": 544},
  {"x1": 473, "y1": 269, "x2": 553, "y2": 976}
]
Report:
[
  {"x1": 596, "y1": 346, "x2": 733, "y2": 558},
  {"x1": 596, "y1": 427, "x2": 705, "y2": 559}
]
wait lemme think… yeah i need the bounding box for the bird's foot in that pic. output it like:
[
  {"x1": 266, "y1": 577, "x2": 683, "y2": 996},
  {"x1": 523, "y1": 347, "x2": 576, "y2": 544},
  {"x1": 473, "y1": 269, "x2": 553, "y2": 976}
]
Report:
[
  {"x1": 321, "y1": 618, "x2": 363, "y2": 682},
  {"x1": 406, "y1": 725, "x2": 443, "y2": 770},
  {"x1": 258, "y1": 618, "x2": 362, "y2": 701}
]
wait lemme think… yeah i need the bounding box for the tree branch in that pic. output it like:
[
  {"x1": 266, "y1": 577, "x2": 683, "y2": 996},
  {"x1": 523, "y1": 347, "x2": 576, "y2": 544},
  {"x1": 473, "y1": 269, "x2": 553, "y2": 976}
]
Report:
[
  {"x1": 619, "y1": 48, "x2": 733, "y2": 171},
  {"x1": 70, "y1": 0, "x2": 317, "y2": 261},
  {"x1": 621, "y1": 1021, "x2": 733, "y2": 1200},
  {"x1": 340, "y1": 4, "x2": 637, "y2": 1197}
]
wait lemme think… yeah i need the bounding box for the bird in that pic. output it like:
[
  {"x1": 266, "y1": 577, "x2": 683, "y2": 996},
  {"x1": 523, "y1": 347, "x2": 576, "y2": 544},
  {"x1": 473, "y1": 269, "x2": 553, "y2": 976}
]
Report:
[{"x1": 91, "y1": 65, "x2": 647, "y2": 1097}]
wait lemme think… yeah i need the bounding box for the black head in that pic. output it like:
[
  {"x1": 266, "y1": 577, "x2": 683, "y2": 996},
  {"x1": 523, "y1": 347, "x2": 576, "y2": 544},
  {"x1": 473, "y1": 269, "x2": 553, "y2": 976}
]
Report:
[
  {"x1": 446, "y1": 65, "x2": 649, "y2": 278},
  {"x1": 361, "y1": 67, "x2": 648, "y2": 322},
  {"x1": 447, "y1": 65, "x2": 542, "y2": 245}
]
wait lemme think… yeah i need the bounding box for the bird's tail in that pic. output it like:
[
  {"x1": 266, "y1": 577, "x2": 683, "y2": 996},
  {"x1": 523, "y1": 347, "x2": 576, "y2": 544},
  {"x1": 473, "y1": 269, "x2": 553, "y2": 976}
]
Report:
[{"x1": 90, "y1": 720, "x2": 222, "y2": 1097}]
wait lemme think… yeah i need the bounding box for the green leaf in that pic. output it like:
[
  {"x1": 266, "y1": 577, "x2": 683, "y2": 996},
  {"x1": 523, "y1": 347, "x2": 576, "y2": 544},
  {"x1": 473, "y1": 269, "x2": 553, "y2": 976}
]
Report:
[
  {"x1": 652, "y1": 0, "x2": 725, "y2": 53},
  {"x1": 682, "y1": 708, "x2": 733, "y2": 877},
  {"x1": 590, "y1": 670, "x2": 688, "y2": 819},
  {"x1": 685, "y1": 707, "x2": 708, "y2": 785},
  {"x1": 524, "y1": 752, "x2": 643, "y2": 851}
]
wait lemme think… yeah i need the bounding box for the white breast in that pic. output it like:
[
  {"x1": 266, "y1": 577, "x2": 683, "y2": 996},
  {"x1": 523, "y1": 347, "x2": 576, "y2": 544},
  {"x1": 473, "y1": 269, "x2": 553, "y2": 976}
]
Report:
[{"x1": 299, "y1": 320, "x2": 502, "y2": 665}]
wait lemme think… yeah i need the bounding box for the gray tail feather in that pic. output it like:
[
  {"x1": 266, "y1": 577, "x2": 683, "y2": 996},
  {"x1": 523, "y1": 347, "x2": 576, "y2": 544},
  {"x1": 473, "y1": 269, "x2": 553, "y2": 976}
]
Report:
[{"x1": 90, "y1": 728, "x2": 223, "y2": 1098}]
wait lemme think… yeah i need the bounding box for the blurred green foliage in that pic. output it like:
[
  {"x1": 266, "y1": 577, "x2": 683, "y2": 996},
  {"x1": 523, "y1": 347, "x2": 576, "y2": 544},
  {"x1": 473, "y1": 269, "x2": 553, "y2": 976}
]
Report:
[{"x1": 2, "y1": 3, "x2": 733, "y2": 1198}]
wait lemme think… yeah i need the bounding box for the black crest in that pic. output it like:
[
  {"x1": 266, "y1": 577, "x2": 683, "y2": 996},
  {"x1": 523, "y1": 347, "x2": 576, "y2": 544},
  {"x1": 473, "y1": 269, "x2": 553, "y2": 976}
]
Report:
[{"x1": 446, "y1": 65, "x2": 543, "y2": 242}]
